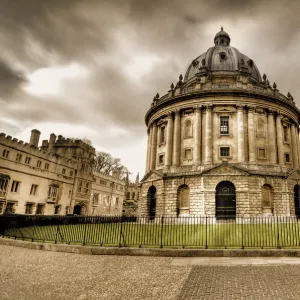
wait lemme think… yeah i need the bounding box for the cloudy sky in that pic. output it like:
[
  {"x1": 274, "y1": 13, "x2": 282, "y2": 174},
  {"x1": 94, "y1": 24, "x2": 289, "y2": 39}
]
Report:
[{"x1": 1, "y1": 0, "x2": 300, "y2": 179}]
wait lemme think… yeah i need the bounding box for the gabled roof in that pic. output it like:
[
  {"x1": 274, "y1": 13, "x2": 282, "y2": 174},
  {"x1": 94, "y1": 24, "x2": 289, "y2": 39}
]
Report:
[
  {"x1": 201, "y1": 162, "x2": 250, "y2": 176},
  {"x1": 140, "y1": 169, "x2": 163, "y2": 183}
]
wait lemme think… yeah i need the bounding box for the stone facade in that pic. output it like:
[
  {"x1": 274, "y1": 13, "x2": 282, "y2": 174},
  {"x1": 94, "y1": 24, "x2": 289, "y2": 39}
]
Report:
[
  {"x1": 0, "y1": 130, "x2": 126, "y2": 215},
  {"x1": 140, "y1": 28, "x2": 300, "y2": 218}
]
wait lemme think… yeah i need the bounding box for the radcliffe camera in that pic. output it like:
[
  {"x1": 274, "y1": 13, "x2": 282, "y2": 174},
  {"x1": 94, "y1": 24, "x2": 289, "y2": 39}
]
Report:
[{"x1": 0, "y1": 1, "x2": 300, "y2": 299}]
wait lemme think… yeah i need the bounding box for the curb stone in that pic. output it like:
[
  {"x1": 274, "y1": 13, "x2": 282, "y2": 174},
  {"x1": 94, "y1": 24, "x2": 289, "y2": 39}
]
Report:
[{"x1": 2, "y1": 237, "x2": 300, "y2": 257}]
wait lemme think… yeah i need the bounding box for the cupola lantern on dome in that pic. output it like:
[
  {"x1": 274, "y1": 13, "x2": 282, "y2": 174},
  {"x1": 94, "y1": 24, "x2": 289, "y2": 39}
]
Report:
[
  {"x1": 214, "y1": 26, "x2": 231, "y2": 46},
  {"x1": 184, "y1": 27, "x2": 262, "y2": 83}
]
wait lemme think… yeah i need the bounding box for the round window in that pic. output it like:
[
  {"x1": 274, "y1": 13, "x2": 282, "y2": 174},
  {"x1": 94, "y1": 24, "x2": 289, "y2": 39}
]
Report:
[{"x1": 219, "y1": 52, "x2": 227, "y2": 61}]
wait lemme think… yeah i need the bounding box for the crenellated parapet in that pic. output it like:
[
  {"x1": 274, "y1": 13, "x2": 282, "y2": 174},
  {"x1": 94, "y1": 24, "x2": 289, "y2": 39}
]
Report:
[
  {"x1": 0, "y1": 132, "x2": 77, "y2": 167},
  {"x1": 93, "y1": 171, "x2": 125, "y2": 185}
]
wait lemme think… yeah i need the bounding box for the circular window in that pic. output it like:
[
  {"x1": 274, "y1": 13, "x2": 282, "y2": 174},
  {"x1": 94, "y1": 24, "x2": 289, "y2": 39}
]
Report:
[{"x1": 219, "y1": 52, "x2": 227, "y2": 61}]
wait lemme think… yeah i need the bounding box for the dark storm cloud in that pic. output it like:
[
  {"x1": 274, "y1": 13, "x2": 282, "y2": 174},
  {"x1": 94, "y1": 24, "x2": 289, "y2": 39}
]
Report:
[
  {"x1": 0, "y1": 60, "x2": 27, "y2": 97},
  {"x1": 0, "y1": 0, "x2": 300, "y2": 137}
]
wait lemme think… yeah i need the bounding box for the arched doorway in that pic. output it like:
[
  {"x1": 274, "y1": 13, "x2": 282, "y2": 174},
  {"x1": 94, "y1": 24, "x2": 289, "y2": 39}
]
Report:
[
  {"x1": 294, "y1": 185, "x2": 300, "y2": 217},
  {"x1": 215, "y1": 181, "x2": 236, "y2": 219},
  {"x1": 73, "y1": 205, "x2": 82, "y2": 215},
  {"x1": 147, "y1": 186, "x2": 156, "y2": 220}
]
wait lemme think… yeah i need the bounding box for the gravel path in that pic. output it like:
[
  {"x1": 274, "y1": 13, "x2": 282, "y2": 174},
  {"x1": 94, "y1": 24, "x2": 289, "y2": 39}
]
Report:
[{"x1": 0, "y1": 245, "x2": 189, "y2": 300}]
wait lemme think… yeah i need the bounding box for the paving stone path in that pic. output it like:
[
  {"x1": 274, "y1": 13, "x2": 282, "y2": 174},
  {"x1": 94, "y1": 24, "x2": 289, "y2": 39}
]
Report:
[
  {"x1": 177, "y1": 266, "x2": 300, "y2": 300},
  {"x1": 2, "y1": 244, "x2": 300, "y2": 299}
]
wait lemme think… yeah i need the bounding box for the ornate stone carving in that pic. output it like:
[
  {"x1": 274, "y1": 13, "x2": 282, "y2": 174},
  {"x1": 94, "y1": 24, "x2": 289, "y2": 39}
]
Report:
[
  {"x1": 247, "y1": 106, "x2": 256, "y2": 113},
  {"x1": 174, "y1": 109, "x2": 181, "y2": 116},
  {"x1": 236, "y1": 105, "x2": 245, "y2": 111},
  {"x1": 167, "y1": 111, "x2": 173, "y2": 118},
  {"x1": 205, "y1": 104, "x2": 213, "y2": 110},
  {"x1": 193, "y1": 105, "x2": 202, "y2": 112}
]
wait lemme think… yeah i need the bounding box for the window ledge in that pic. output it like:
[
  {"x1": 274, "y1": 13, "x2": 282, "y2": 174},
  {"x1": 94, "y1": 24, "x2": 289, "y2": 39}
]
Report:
[
  {"x1": 218, "y1": 134, "x2": 233, "y2": 138},
  {"x1": 218, "y1": 156, "x2": 232, "y2": 159}
]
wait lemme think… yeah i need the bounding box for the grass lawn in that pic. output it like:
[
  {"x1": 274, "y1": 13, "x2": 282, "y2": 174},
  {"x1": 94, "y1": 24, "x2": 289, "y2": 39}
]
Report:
[{"x1": 4, "y1": 221, "x2": 300, "y2": 248}]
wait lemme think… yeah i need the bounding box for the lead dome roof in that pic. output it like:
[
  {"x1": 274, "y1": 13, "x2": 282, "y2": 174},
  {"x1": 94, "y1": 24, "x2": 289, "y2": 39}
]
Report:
[{"x1": 184, "y1": 27, "x2": 262, "y2": 83}]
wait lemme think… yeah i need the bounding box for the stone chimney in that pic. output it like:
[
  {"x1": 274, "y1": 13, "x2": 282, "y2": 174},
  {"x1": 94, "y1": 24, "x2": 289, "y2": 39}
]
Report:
[
  {"x1": 29, "y1": 129, "x2": 41, "y2": 147},
  {"x1": 48, "y1": 133, "x2": 56, "y2": 153}
]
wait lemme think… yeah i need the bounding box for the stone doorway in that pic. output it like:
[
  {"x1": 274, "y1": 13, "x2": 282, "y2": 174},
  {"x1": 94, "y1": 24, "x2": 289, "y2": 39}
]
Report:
[
  {"x1": 147, "y1": 186, "x2": 156, "y2": 220},
  {"x1": 215, "y1": 181, "x2": 236, "y2": 219},
  {"x1": 73, "y1": 205, "x2": 82, "y2": 215}
]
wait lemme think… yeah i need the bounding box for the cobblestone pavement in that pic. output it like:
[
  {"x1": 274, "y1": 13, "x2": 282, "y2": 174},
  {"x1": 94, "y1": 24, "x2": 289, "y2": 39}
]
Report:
[
  {"x1": 2, "y1": 244, "x2": 300, "y2": 300},
  {"x1": 178, "y1": 266, "x2": 300, "y2": 300}
]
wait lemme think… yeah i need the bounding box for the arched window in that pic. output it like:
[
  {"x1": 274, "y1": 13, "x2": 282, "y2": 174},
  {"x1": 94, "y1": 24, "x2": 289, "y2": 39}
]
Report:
[
  {"x1": 257, "y1": 119, "x2": 264, "y2": 137},
  {"x1": 294, "y1": 185, "x2": 300, "y2": 217},
  {"x1": 261, "y1": 184, "x2": 273, "y2": 215},
  {"x1": 184, "y1": 119, "x2": 193, "y2": 138},
  {"x1": 178, "y1": 185, "x2": 190, "y2": 215}
]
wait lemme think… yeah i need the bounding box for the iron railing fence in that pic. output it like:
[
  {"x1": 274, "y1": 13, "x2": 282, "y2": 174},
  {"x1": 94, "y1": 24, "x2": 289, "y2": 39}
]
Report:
[{"x1": 1, "y1": 214, "x2": 300, "y2": 249}]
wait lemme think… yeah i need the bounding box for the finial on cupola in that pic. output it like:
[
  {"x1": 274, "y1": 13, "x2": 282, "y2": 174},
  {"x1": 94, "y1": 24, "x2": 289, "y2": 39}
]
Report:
[
  {"x1": 221, "y1": 26, "x2": 223, "y2": 31},
  {"x1": 273, "y1": 82, "x2": 277, "y2": 89},
  {"x1": 155, "y1": 93, "x2": 159, "y2": 99}
]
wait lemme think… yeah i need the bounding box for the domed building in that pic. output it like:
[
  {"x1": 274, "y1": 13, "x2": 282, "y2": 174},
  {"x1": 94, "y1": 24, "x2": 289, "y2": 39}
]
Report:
[{"x1": 139, "y1": 27, "x2": 300, "y2": 218}]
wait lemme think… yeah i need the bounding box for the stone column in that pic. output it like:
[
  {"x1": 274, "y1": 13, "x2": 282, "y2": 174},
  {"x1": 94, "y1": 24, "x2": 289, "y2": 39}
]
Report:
[
  {"x1": 194, "y1": 105, "x2": 202, "y2": 164},
  {"x1": 291, "y1": 123, "x2": 299, "y2": 169},
  {"x1": 247, "y1": 106, "x2": 256, "y2": 163},
  {"x1": 205, "y1": 105, "x2": 213, "y2": 164},
  {"x1": 165, "y1": 112, "x2": 174, "y2": 167},
  {"x1": 237, "y1": 105, "x2": 245, "y2": 162},
  {"x1": 173, "y1": 110, "x2": 181, "y2": 166},
  {"x1": 150, "y1": 122, "x2": 158, "y2": 170},
  {"x1": 146, "y1": 127, "x2": 151, "y2": 172},
  {"x1": 297, "y1": 126, "x2": 300, "y2": 167},
  {"x1": 268, "y1": 110, "x2": 277, "y2": 164},
  {"x1": 276, "y1": 113, "x2": 284, "y2": 165}
]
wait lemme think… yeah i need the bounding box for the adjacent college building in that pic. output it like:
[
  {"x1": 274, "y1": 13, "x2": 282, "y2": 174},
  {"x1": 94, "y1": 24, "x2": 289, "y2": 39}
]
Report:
[{"x1": 0, "y1": 130, "x2": 126, "y2": 215}]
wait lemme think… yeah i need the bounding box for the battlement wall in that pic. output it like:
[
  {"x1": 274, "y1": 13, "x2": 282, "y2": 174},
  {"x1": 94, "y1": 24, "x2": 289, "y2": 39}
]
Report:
[
  {"x1": 0, "y1": 132, "x2": 77, "y2": 168},
  {"x1": 93, "y1": 171, "x2": 125, "y2": 185}
]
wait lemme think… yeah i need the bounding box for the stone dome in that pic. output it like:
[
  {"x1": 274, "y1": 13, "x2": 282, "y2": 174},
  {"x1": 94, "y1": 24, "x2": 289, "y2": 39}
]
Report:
[
  {"x1": 141, "y1": 27, "x2": 300, "y2": 220},
  {"x1": 184, "y1": 27, "x2": 262, "y2": 83}
]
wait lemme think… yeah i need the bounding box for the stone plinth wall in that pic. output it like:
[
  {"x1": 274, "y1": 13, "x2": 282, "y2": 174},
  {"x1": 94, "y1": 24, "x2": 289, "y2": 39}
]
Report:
[{"x1": 140, "y1": 173, "x2": 299, "y2": 217}]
